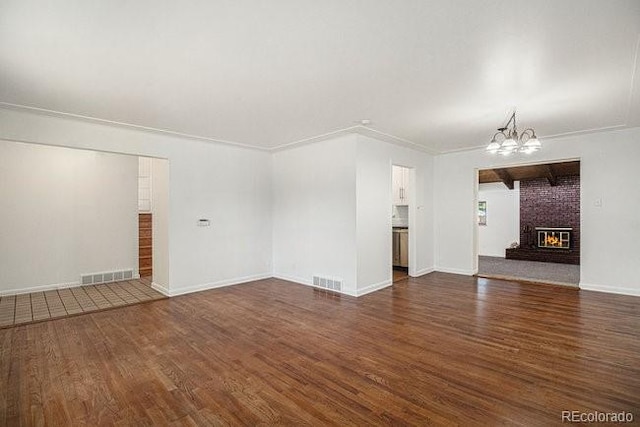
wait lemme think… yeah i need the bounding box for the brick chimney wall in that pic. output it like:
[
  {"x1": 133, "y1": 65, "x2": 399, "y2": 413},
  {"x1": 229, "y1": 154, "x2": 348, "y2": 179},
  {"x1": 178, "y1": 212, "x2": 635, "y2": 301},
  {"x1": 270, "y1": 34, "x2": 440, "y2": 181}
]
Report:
[{"x1": 519, "y1": 175, "x2": 580, "y2": 253}]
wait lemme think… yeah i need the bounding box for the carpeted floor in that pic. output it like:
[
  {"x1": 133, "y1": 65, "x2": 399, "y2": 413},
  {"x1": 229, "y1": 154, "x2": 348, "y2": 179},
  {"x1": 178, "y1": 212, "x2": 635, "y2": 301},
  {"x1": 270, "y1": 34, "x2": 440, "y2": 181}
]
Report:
[{"x1": 477, "y1": 256, "x2": 580, "y2": 286}]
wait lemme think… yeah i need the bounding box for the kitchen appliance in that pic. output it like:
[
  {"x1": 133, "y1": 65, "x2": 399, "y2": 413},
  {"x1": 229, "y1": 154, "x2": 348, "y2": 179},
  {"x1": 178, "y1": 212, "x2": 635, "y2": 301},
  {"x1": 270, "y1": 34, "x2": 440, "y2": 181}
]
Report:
[{"x1": 392, "y1": 228, "x2": 408, "y2": 268}]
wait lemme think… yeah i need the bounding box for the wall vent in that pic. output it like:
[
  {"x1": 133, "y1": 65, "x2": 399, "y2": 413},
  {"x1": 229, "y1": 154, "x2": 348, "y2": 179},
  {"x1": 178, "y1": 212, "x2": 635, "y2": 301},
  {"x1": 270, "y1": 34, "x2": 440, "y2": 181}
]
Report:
[
  {"x1": 312, "y1": 275, "x2": 342, "y2": 292},
  {"x1": 80, "y1": 269, "x2": 134, "y2": 286}
]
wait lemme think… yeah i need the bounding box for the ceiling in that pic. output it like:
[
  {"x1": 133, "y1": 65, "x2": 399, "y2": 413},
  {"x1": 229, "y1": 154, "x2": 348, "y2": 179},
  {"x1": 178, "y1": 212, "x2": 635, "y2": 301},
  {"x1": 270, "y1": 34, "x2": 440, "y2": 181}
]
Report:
[
  {"x1": 479, "y1": 161, "x2": 580, "y2": 189},
  {"x1": 1, "y1": 1, "x2": 639, "y2": 152}
]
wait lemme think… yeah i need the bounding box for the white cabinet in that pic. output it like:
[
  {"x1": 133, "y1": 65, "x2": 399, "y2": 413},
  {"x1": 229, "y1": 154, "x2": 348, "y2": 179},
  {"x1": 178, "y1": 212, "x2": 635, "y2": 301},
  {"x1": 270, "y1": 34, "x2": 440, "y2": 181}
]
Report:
[{"x1": 392, "y1": 165, "x2": 410, "y2": 205}]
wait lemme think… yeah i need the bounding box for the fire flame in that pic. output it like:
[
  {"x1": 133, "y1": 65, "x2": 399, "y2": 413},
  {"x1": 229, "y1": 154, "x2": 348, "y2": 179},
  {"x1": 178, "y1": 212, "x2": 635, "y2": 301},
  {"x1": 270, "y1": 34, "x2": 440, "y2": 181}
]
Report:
[{"x1": 545, "y1": 235, "x2": 561, "y2": 247}]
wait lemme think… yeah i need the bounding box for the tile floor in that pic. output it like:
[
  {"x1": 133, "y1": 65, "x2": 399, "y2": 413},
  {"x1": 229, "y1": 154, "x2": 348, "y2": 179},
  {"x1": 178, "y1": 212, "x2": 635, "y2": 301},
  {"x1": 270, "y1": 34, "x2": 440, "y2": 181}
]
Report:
[{"x1": 0, "y1": 278, "x2": 165, "y2": 328}]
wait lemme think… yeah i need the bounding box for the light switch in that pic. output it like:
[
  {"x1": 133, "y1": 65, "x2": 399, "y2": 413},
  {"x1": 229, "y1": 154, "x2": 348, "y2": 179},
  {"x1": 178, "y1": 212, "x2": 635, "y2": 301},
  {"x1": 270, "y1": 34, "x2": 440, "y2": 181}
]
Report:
[
  {"x1": 197, "y1": 219, "x2": 211, "y2": 227},
  {"x1": 594, "y1": 198, "x2": 602, "y2": 207}
]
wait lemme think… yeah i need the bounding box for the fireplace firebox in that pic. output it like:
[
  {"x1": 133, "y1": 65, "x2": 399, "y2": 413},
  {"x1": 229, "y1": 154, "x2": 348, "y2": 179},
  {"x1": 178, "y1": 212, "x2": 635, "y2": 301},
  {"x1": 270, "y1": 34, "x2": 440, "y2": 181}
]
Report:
[{"x1": 536, "y1": 227, "x2": 571, "y2": 249}]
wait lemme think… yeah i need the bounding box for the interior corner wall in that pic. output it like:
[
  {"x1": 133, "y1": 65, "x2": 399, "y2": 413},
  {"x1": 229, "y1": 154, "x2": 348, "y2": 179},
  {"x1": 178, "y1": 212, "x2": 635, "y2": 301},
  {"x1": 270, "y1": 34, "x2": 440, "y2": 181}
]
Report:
[
  {"x1": 0, "y1": 139, "x2": 138, "y2": 293},
  {"x1": 478, "y1": 182, "x2": 520, "y2": 257},
  {"x1": 0, "y1": 107, "x2": 273, "y2": 296},
  {"x1": 272, "y1": 135, "x2": 358, "y2": 295},
  {"x1": 355, "y1": 135, "x2": 435, "y2": 294},
  {"x1": 434, "y1": 127, "x2": 640, "y2": 296}
]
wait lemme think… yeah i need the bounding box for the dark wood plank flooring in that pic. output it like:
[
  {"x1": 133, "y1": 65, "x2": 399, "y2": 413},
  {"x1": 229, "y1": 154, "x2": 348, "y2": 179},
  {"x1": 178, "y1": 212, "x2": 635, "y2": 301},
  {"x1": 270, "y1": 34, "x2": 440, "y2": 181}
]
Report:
[
  {"x1": 1, "y1": 273, "x2": 639, "y2": 425},
  {"x1": 393, "y1": 267, "x2": 409, "y2": 283}
]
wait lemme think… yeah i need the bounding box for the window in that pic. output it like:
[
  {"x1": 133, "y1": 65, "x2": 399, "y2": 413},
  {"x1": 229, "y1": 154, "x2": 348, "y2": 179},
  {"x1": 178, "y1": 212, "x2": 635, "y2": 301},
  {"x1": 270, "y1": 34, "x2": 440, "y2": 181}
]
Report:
[{"x1": 478, "y1": 201, "x2": 487, "y2": 226}]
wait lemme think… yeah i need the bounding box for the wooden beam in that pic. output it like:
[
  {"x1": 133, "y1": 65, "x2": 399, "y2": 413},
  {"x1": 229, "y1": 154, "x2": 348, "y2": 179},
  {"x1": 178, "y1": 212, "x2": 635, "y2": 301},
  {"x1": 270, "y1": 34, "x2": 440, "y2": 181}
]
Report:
[
  {"x1": 544, "y1": 164, "x2": 558, "y2": 186},
  {"x1": 494, "y1": 168, "x2": 514, "y2": 189},
  {"x1": 478, "y1": 169, "x2": 501, "y2": 184}
]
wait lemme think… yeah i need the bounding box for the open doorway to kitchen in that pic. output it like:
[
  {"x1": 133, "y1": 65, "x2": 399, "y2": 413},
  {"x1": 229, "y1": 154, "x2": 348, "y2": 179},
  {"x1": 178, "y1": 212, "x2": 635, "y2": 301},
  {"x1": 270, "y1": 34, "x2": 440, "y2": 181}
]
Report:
[
  {"x1": 475, "y1": 160, "x2": 581, "y2": 287},
  {"x1": 392, "y1": 165, "x2": 412, "y2": 283}
]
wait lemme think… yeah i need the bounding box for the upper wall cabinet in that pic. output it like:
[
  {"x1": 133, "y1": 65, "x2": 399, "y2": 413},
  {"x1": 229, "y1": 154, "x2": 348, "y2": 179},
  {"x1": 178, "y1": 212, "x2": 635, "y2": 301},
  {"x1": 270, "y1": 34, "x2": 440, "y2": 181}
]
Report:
[{"x1": 393, "y1": 165, "x2": 410, "y2": 206}]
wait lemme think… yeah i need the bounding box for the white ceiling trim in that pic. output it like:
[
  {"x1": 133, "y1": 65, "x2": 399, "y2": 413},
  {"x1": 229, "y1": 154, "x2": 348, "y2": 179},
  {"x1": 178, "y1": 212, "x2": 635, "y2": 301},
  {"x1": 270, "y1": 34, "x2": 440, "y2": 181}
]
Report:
[
  {"x1": 0, "y1": 102, "x2": 271, "y2": 152},
  {"x1": 1, "y1": 101, "x2": 436, "y2": 154},
  {"x1": 440, "y1": 123, "x2": 635, "y2": 156},
  {"x1": 352, "y1": 126, "x2": 438, "y2": 155},
  {"x1": 270, "y1": 124, "x2": 437, "y2": 154},
  {"x1": 269, "y1": 125, "x2": 360, "y2": 153},
  {"x1": 0, "y1": 101, "x2": 635, "y2": 156}
]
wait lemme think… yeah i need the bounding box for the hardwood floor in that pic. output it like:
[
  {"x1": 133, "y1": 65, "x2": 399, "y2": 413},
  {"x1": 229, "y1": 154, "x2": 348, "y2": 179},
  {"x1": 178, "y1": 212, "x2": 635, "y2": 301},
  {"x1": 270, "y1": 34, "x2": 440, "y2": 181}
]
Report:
[
  {"x1": 392, "y1": 267, "x2": 409, "y2": 283},
  {"x1": 1, "y1": 273, "x2": 639, "y2": 425}
]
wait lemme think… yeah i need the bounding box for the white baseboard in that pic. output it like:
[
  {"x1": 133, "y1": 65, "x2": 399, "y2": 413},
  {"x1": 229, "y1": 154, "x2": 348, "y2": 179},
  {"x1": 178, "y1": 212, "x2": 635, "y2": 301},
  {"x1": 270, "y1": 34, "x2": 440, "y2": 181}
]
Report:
[
  {"x1": 355, "y1": 279, "x2": 392, "y2": 297},
  {"x1": 0, "y1": 281, "x2": 81, "y2": 296},
  {"x1": 160, "y1": 273, "x2": 272, "y2": 297},
  {"x1": 273, "y1": 274, "x2": 396, "y2": 297},
  {"x1": 150, "y1": 282, "x2": 171, "y2": 296},
  {"x1": 434, "y1": 267, "x2": 476, "y2": 276},
  {"x1": 579, "y1": 282, "x2": 640, "y2": 297},
  {"x1": 272, "y1": 273, "x2": 312, "y2": 287},
  {"x1": 412, "y1": 267, "x2": 435, "y2": 277}
]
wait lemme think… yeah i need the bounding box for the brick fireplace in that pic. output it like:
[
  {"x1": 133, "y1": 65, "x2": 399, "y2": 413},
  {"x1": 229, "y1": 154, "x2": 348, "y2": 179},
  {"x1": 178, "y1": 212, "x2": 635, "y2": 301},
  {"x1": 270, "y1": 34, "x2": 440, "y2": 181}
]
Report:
[{"x1": 506, "y1": 175, "x2": 580, "y2": 265}]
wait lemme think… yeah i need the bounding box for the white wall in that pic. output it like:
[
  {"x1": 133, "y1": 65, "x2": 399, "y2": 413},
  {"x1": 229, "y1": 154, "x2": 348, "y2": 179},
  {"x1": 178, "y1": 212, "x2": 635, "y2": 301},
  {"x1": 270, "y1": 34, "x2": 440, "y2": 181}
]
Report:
[
  {"x1": 272, "y1": 135, "x2": 358, "y2": 294},
  {"x1": 0, "y1": 106, "x2": 272, "y2": 296},
  {"x1": 272, "y1": 133, "x2": 435, "y2": 297},
  {"x1": 355, "y1": 135, "x2": 434, "y2": 294},
  {"x1": 0, "y1": 140, "x2": 138, "y2": 294},
  {"x1": 151, "y1": 157, "x2": 170, "y2": 290},
  {"x1": 4, "y1": 106, "x2": 637, "y2": 298},
  {"x1": 434, "y1": 127, "x2": 640, "y2": 296},
  {"x1": 478, "y1": 182, "x2": 520, "y2": 257}
]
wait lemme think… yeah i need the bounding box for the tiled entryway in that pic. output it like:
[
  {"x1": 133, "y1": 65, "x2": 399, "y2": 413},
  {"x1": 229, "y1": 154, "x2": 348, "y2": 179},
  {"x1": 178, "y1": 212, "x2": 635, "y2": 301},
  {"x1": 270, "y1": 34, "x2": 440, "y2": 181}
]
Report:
[{"x1": 0, "y1": 278, "x2": 166, "y2": 328}]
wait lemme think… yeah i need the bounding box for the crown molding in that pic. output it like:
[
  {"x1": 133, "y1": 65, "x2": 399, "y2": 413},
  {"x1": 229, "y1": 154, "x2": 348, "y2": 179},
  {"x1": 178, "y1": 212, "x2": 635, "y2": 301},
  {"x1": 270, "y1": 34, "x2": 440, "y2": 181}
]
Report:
[
  {"x1": 352, "y1": 126, "x2": 438, "y2": 154},
  {"x1": 270, "y1": 125, "x2": 437, "y2": 154},
  {"x1": 6, "y1": 101, "x2": 633, "y2": 157},
  {"x1": 269, "y1": 126, "x2": 360, "y2": 152},
  {"x1": 0, "y1": 102, "x2": 270, "y2": 152},
  {"x1": 0, "y1": 101, "x2": 437, "y2": 155},
  {"x1": 438, "y1": 123, "x2": 631, "y2": 155}
]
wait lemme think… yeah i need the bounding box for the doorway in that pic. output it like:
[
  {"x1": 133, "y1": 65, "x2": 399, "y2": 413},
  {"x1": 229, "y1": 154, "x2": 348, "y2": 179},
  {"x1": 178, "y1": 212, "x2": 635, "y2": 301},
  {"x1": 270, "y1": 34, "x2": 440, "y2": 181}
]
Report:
[
  {"x1": 475, "y1": 160, "x2": 581, "y2": 286},
  {"x1": 392, "y1": 165, "x2": 412, "y2": 283}
]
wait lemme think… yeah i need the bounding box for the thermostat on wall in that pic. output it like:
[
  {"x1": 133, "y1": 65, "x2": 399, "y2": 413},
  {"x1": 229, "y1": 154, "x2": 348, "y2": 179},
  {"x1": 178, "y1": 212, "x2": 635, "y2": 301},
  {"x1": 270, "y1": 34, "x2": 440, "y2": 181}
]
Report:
[{"x1": 197, "y1": 219, "x2": 211, "y2": 227}]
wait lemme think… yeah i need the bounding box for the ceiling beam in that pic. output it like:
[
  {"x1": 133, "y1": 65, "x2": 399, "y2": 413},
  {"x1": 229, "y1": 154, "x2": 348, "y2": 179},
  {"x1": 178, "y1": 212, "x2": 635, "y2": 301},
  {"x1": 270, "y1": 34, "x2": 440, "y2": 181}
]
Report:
[
  {"x1": 544, "y1": 164, "x2": 558, "y2": 186},
  {"x1": 493, "y1": 168, "x2": 514, "y2": 190}
]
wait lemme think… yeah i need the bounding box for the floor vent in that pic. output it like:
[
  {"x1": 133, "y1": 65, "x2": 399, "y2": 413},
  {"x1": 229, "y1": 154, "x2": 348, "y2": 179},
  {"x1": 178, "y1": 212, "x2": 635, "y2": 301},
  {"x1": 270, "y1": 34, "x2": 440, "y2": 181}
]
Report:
[
  {"x1": 81, "y1": 269, "x2": 134, "y2": 286},
  {"x1": 312, "y1": 275, "x2": 342, "y2": 292}
]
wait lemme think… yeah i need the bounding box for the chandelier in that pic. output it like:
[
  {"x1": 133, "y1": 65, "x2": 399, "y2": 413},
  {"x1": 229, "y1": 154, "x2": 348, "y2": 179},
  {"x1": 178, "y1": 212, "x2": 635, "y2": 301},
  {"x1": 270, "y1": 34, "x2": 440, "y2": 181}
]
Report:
[{"x1": 486, "y1": 111, "x2": 541, "y2": 155}]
